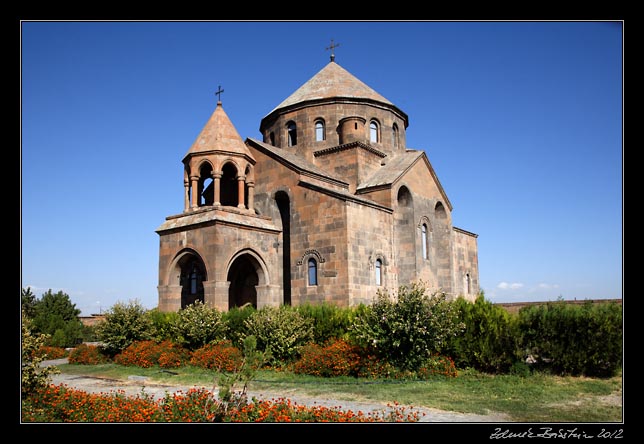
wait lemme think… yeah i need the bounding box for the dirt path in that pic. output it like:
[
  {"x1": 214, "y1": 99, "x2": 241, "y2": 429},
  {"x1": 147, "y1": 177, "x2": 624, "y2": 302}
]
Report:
[{"x1": 43, "y1": 359, "x2": 510, "y2": 422}]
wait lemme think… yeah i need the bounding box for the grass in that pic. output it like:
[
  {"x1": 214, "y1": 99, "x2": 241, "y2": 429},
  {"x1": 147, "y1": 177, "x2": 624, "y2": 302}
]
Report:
[{"x1": 53, "y1": 363, "x2": 622, "y2": 422}]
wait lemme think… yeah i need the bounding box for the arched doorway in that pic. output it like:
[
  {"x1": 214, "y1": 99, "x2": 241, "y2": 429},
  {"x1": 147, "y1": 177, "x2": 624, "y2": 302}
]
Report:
[
  {"x1": 227, "y1": 254, "x2": 261, "y2": 309},
  {"x1": 177, "y1": 253, "x2": 207, "y2": 309}
]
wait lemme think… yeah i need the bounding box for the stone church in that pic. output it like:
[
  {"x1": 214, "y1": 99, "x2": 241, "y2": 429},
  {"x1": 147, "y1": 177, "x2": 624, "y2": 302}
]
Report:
[{"x1": 156, "y1": 55, "x2": 479, "y2": 312}]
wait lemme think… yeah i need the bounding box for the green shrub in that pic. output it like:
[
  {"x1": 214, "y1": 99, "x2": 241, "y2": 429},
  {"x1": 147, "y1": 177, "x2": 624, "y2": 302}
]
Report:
[
  {"x1": 21, "y1": 311, "x2": 59, "y2": 397},
  {"x1": 509, "y1": 360, "x2": 532, "y2": 377},
  {"x1": 222, "y1": 304, "x2": 256, "y2": 349},
  {"x1": 170, "y1": 301, "x2": 227, "y2": 350},
  {"x1": 349, "y1": 282, "x2": 465, "y2": 372},
  {"x1": 81, "y1": 324, "x2": 100, "y2": 343},
  {"x1": 519, "y1": 300, "x2": 622, "y2": 377},
  {"x1": 243, "y1": 305, "x2": 314, "y2": 365},
  {"x1": 446, "y1": 295, "x2": 520, "y2": 373},
  {"x1": 95, "y1": 300, "x2": 154, "y2": 357},
  {"x1": 295, "y1": 302, "x2": 353, "y2": 344},
  {"x1": 147, "y1": 308, "x2": 179, "y2": 342},
  {"x1": 68, "y1": 344, "x2": 110, "y2": 365}
]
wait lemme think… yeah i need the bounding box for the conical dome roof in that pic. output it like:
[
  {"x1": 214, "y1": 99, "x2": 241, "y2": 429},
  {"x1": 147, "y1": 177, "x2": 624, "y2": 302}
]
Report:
[
  {"x1": 266, "y1": 61, "x2": 394, "y2": 116},
  {"x1": 186, "y1": 101, "x2": 254, "y2": 160}
]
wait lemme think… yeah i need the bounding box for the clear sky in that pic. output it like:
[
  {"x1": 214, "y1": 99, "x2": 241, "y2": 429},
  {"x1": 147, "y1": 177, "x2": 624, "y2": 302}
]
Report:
[{"x1": 21, "y1": 21, "x2": 623, "y2": 315}]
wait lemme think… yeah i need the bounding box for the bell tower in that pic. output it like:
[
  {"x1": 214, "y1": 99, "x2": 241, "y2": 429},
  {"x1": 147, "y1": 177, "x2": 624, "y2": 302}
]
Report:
[{"x1": 182, "y1": 89, "x2": 256, "y2": 213}]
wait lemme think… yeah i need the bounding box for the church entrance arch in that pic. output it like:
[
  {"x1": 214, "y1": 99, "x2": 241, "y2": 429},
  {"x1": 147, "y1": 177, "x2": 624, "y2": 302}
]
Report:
[
  {"x1": 227, "y1": 252, "x2": 266, "y2": 309},
  {"x1": 175, "y1": 251, "x2": 207, "y2": 309}
]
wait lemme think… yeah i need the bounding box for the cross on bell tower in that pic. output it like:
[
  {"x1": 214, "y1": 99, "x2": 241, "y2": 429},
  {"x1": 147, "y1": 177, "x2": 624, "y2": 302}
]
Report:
[{"x1": 215, "y1": 85, "x2": 224, "y2": 104}]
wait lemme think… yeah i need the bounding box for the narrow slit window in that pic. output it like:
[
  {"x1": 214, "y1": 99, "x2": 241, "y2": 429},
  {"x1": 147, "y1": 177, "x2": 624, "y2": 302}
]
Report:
[
  {"x1": 287, "y1": 122, "x2": 297, "y2": 147},
  {"x1": 308, "y1": 258, "x2": 318, "y2": 286},
  {"x1": 421, "y1": 224, "x2": 428, "y2": 260},
  {"x1": 375, "y1": 259, "x2": 382, "y2": 286},
  {"x1": 392, "y1": 123, "x2": 399, "y2": 149}
]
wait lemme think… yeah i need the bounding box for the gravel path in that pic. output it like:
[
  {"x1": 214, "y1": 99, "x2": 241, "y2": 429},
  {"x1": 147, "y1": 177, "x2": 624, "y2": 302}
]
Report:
[{"x1": 43, "y1": 359, "x2": 510, "y2": 423}]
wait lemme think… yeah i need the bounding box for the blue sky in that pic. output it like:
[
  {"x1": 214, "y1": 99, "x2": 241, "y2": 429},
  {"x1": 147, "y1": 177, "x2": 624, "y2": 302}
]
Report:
[{"x1": 21, "y1": 21, "x2": 623, "y2": 315}]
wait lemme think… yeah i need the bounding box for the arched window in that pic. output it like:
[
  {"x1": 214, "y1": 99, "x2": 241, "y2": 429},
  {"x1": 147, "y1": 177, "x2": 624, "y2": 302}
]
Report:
[
  {"x1": 421, "y1": 223, "x2": 428, "y2": 260},
  {"x1": 269, "y1": 132, "x2": 275, "y2": 146},
  {"x1": 308, "y1": 258, "x2": 318, "y2": 286},
  {"x1": 315, "y1": 120, "x2": 325, "y2": 142},
  {"x1": 369, "y1": 120, "x2": 379, "y2": 143},
  {"x1": 287, "y1": 122, "x2": 297, "y2": 147},
  {"x1": 190, "y1": 265, "x2": 199, "y2": 294},
  {"x1": 466, "y1": 273, "x2": 471, "y2": 295},
  {"x1": 392, "y1": 123, "x2": 399, "y2": 149},
  {"x1": 375, "y1": 259, "x2": 382, "y2": 286}
]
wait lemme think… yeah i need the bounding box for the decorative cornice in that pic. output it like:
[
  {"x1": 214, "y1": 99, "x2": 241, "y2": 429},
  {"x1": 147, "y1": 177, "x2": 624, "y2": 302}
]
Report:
[
  {"x1": 313, "y1": 141, "x2": 387, "y2": 158},
  {"x1": 296, "y1": 249, "x2": 326, "y2": 266},
  {"x1": 182, "y1": 149, "x2": 256, "y2": 165}
]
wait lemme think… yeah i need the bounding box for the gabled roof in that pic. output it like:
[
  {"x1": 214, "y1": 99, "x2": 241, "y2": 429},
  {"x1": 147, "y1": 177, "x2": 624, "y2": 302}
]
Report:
[
  {"x1": 266, "y1": 61, "x2": 394, "y2": 116},
  {"x1": 185, "y1": 102, "x2": 254, "y2": 161},
  {"x1": 246, "y1": 138, "x2": 392, "y2": 213},
  {"x1": 357, "y1": 149, "x2": 453, "y2": 211},
  {"x1": 357, "y1": 150, "x2": 424, "y2": 190},
  {"x1": 245, "y1": 138, "x2": 348, "y2": 188}
]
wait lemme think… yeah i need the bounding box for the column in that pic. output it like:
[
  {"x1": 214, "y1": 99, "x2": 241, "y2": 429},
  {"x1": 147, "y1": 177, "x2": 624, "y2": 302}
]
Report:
[
  {"x1": 190, "y1": 175, "x2": 199, "y2": 210},
  {"x1": 246, "y1": 181, "x2": 255, "y2": 213},
  {"x1": 213, "y1": 172, "x2": 221, "y2": 206},
  {"x1": 237, "y1": 175, "x2": 246, "y2": 209},
  {"x1": 183, "y1": 179, "x2": 190, "y2": 212}
]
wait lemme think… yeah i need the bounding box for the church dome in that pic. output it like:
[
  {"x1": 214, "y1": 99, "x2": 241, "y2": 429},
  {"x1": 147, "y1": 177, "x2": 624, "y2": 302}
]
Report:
[
  {"x1": 266, "y1": 61, "x2": 395, "y2": 116},
  {"x1": 259, "y1": 61, "x2": 408, "y2": 155}
]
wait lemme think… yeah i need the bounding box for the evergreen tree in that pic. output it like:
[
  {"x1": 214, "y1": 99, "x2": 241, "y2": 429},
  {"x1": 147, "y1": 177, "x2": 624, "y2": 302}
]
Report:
[
  {"x1": 31, "y1": 289, "x2": 83, "y2": 347},
  {"x1": 21, "y1": 287, "x2": 37, "y2": 319}
]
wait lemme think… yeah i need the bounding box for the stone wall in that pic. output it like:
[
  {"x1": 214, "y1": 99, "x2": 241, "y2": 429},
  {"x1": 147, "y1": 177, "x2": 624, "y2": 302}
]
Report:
[
  {"x1": 261, "y1": 102, "x2": 407, "y2": 161},
  {"x1": 346, "y1": 201, "x2": 395, "y2": 305},
  {"x1": 451, "y1": 227, "x2": 479, "y2": 301},
  {"x1": 156, "y1": 207, "x2": 280, "y2": 312}
]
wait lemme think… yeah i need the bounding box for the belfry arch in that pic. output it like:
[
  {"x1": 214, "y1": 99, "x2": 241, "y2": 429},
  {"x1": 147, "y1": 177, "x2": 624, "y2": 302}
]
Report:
[{"x1": 220, "y1": 162, "x2": 239, "y2": 207}]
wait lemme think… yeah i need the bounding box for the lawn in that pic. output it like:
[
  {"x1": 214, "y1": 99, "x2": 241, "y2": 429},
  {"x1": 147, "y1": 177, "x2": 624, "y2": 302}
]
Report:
[{"x1": 53, "y1": 362, "x2": 622, "y2": 422}]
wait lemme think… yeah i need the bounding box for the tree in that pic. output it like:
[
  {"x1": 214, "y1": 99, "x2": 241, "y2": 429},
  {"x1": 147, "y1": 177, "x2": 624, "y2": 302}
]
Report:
[
  {"x1": 31, "y1": 289, "x2": 83, "y2": 348},
  {"x1": 21, "y1": 287, "x2": 37, "y2": 319}
]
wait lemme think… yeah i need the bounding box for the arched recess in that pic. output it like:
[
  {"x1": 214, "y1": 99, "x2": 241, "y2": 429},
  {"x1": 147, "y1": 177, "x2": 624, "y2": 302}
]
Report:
[
  {"x1": 226, "y1": 249, "x2": 268, "y2": 309},
  {"x1": 395, "y1": 184, "x2": 415, "y2": 284},
  {"x1": 168, "y1": 249, "x2": 208, "y2": 309},
  {"x1": 220, "y1": 161, "x2": 239, "y2": 207},
  {"x1": 435, "y1": 201, "x2": 447, "y2": 219},
  {"x1": 275, "y1": 190, "x2": 292, "y2": 305}
]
